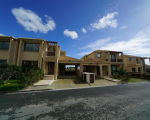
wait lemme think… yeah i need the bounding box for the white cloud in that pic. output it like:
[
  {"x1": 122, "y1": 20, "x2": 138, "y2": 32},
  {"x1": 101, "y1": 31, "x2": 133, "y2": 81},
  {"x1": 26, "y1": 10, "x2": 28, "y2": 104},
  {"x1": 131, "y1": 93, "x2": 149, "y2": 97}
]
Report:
[
  {"x1": 0, "y1": 34, "x2": 5, "y2": 36},
  {"x1": 91, "y1": 12, "x2": 118, "y2": 30},
  {"x1": 64, "y1": 29, "x2": 78, "y2": 39},
  {"x1": 100, "y1": 27, "x2": 150, "y2": 55},
  {"x1": 77, "y1": 27, "x2": 150, "y2": 57},
  {"x1": 121, "y1": 26, "x2": 128, "y2": 29},
  {"x1": 11, "y1": 7, "x2": 56, "y2": 34},
  {"x1": 81, "y1": 28, "x2": 87, "y2": 34},
  {"x1": 80, "y1": 37, "x2": 110, "y2": 50},
  {"x1": 77, "y1": 37, "x2": 110, "y2": 56}
]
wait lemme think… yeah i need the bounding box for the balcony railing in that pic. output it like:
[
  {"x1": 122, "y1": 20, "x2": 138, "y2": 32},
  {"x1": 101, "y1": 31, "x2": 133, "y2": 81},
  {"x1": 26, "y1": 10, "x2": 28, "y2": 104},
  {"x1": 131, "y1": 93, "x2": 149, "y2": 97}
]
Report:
[
  {"x1": 110, "y1": 59, "x2": 123, "y2": 62},
  {"x1": 47, "y1": 52, "x2": 55, "y2": 56}
]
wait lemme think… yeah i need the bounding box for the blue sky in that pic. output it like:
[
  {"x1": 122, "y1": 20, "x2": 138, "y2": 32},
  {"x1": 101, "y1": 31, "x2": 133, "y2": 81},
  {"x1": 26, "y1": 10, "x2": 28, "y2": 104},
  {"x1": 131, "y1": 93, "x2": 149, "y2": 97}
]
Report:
[{"x1": 0, "y1": 0, "x2": 150, "y2": 64}]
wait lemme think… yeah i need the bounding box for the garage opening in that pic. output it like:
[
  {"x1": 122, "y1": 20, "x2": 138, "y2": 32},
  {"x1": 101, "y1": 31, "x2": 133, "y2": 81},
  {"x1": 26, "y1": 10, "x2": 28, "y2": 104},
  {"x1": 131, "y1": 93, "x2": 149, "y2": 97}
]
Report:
[
  {"x1": 65, "y1": 65, "x2": 75, "y2": 75},
  {"x1": 58, "y1": 63, "x2": 81, "y2": 77}
]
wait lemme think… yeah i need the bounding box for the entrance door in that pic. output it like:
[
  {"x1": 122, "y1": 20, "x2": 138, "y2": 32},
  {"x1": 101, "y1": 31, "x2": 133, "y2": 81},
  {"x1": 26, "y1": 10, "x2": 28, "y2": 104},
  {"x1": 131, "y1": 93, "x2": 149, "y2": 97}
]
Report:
[
  {"x1": 48, "y1": 62, "x2": 55, "y2": 75},
  {"x1": 97, "y1": 66, "x2": 100, "y2": 75}
]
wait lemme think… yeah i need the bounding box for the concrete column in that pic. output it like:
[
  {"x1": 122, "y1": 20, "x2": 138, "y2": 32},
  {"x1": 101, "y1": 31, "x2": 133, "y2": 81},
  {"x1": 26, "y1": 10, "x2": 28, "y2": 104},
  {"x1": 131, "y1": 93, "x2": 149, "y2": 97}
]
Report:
[
  {"x1": 121, "y1": 52, "x2": 124, "y2": 62},
  {"x1": 95, "y1": 66, "x2": 97, "y2": 76},
  {"x1": 17, "y1": 40, "x2": 23, "y2": 66},
  {"x1": 141, "y1": 67, "x2": 143, "y2": 73},
  {"x1": 39, "y1": 41, "x2": 44, "y2": 69},
  {"x1": 54, "y1": 43, "x2": 58, "y2": 80},
  {"x1": 142, "y1": 58, "x2": 146, "y2": 73},
  {"x1": 100, "y1": 64, "x2": 103, "y2": 78},
  {"x1": 149, "y1": 58, "x2": 150, "y2": 65},
  {"x1": 108, "y1": 52, "x2": 110, "y2": 62},
  {"x1": 8, "y1": 38, "x2": 13, "y2": 64},
  {"x1": 108, "y1": 64, "x2": 111, "y2": 76},
  {"x1": 80, "y1": 61, "x2": 83, "y2": 77},
  {"x1": 135, "y1": 67, "x2": 138, "y2": 72}
]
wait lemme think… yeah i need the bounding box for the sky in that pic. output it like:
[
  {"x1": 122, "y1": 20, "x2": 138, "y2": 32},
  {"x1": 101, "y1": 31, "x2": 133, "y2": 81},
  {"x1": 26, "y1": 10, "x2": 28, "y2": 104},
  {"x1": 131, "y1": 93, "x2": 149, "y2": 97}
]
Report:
[{"x1": 0, "y1": 0, "x2": 150, "y2": 64}]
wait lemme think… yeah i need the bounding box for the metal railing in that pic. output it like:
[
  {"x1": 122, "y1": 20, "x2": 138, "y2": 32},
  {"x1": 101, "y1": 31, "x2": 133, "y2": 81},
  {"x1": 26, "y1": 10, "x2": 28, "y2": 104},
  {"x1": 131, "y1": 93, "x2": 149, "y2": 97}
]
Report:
[
  {"x1": 47, "y1": 52, "x2": 55, "y2": 56},
  {"x1": 110, "y1": 59, "x2": 123, "y2": 62}
]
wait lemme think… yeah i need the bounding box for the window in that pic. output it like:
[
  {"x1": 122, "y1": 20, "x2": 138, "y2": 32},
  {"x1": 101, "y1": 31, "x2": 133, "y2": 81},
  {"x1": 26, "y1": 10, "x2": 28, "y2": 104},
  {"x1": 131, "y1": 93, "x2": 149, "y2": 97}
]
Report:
[
  {"x1": 0, "y1": 60, "x2": 7, "y2": 63},
  {"x1": 111, "y1": 65, "x2": 117, "y2": 71},
  {"x1": 136, "y1": 58, "x2": 138, "y2": 64},
  {"x1": 97, "y1": 53, "x2": 101, "y2": 57},
  {"x1": 138, "y1": 67, "x2": 141, "y2": 72},
  {"x1": 110, "y1": 53, "x2": 115, "y2": 59},
  {"x1": 84, "y1": 57, "x2": 85, "y2": 60},
  {"x1": 24, "y1": 43, "x2": 39, "y2": 51},
  {"x1": 53, "y1": 47, "x2": 55, "y2": 52},
  {"x1": 129, "y1": 58, "x2": 131, "y2": 61},
  {"x1": 61, "y1": 53, "x2": 64, "y2": 56},
  {"x1": 132, "y1": 68, "x2": 135, "y2": 72},
  {"x1": 22, "y1": 61, "x2": 38, "y2": 69},
  {"x1": 141, "y1": 59, "x2": 143, "y2": 65},
  {"x1": 0, "y1": 41, "x2": 10, "y2": 50}
]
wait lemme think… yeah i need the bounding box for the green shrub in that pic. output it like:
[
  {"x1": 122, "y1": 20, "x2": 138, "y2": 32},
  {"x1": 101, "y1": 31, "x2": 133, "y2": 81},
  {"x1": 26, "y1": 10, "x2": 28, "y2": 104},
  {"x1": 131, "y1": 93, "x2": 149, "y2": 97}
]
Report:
[
  {"x1": 112, "y1": 69, "x2": 131, "y2": 83},
  {"x1": 0, "y1": 80, "x2": 23, "y2": 91},
  {"x1": 0, "y1": 63, "x2": 44, "y2": 88}
]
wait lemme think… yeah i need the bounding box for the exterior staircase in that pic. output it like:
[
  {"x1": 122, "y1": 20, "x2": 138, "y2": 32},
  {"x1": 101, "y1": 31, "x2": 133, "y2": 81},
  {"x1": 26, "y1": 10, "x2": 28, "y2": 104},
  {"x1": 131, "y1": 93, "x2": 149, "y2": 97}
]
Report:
[
  {"x1": 103, "y1": 76, "x2": 120, "y2": 82},
  {"x1": 43, "y1": 75, "x2": 54, "y2": 80}
]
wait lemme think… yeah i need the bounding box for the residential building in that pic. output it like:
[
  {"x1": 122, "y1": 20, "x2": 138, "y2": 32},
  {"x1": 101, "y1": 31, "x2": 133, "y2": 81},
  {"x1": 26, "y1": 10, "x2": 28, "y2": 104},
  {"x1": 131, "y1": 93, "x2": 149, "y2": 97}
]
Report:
[
  {"x1": 81, "y1": 50, "x2": 124, "y2": 78},
  {"x1": 0, "y1": 36, "x2": 149, "y2": 80},
  {"x1": 123, "y1": 55, "x2": 150, "y2": 73}
]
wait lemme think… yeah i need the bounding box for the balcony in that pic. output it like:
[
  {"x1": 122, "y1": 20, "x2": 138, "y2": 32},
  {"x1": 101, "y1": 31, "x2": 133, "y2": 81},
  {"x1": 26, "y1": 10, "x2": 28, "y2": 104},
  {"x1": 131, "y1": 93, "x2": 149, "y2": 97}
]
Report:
[
  {"x1": 47, "y1": 51, "x2": 55, "y2": 56},
  {"x1": 111, "y1": 59, "x2": 123, "y2": 62}
]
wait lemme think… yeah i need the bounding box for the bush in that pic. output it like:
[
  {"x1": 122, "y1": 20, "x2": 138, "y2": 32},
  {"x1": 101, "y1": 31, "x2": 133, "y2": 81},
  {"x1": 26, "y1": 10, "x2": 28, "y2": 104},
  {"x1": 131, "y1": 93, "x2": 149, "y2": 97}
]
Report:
[
  {"x1": 0, "y1": 63, "x2": 44, "y2": 88},
  {"x1": 0, "y1": 80, "x2": 23, "y2": 91},
  {"x1": 112, "y1": 69, "x2": 131, "y2": 83}
]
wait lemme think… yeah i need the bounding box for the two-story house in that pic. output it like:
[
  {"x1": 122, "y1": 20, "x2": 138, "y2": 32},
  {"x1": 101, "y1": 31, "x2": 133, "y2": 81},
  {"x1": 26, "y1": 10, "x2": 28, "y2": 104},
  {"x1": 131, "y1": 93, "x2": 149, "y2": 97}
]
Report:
[
  {"x1": 0, "y1": 36, "x2": 83, "y2": 80},
  {"x1": 123, "y1": 55, "x2": 150, "y2": 73},
  {"x1": 81, "y1": 50, "x2": 124, "y2": 78}
]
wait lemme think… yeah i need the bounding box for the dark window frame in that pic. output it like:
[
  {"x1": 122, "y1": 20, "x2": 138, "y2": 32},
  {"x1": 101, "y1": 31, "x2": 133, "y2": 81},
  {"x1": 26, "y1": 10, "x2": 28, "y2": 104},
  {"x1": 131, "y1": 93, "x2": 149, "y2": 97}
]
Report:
[
  {"x1": 61, "y1": 53, "x2": 64, "y2": 56},
  {"x1": 132, "y1": 68, "x2": 135, "y2": 72},
  {"x1": 97, "y1": 53, "x2": 101, "y2": 58},
  {"x1": 22, "y1": 60, "x2": 38, "y2": 69},
  {"x1": 53, "y1": 47, "x2": 55, "y2": 52},
  {"x1": 0, "y1": 41, "x2": 10, "y2": 50},
  {"x1": 0, "y1": 60, "x2": 7, "y2": 63},
  {"x1": 24, "y1": 43, "x2": 39, "y2": 52},
  {"x1": 110, "y1": 53, "x2": 116, "y2": 59}
]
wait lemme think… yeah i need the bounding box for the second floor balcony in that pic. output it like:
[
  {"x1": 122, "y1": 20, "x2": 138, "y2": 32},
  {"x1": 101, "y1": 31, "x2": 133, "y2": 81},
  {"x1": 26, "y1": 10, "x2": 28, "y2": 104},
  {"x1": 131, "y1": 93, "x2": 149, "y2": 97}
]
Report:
[
  {"x1": 105, "y1": 59, "x2": 123, "y2": 62},
  {"x1": 111, "y1": 59, "x2": 123, "y2": 62},
  {"x1": 47, "y1": 51, "x2": 55, "y2": 56}
]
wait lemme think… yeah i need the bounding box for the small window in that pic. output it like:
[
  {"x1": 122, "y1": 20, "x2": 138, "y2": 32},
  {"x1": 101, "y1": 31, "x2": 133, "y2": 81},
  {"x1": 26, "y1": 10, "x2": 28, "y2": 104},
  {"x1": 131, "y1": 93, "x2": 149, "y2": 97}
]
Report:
[
  {"x1": 61, "y1": 53, "x2": 64, "y2": 56},
  {"x1": 24, "y1": 43, "x2": 39, "y2": 52},
  {"x1": 0, "y1": 41, "x2": 10, "y2": 50},
  {"x1": 132, "y1": 68, "x2": 135, "y2": 72},
  {"x1": 53, "y1": 47, "x2": 55, "y2": 52},
  {"x1": 111, "y1": 65, "x2": 117, "y2": 71},
  {"x1": 141, "y1": 59, "x2": 143, "y2": 65},
  {"x1": 97, "y1": 53, "x2": 101, "y2": 57},
  {"x1": 84, "y1": 57, "x2": 85, "y2": 60},
  {"x1": 129, "y1": 58, "x2": 131, "y2": 61},
  {"x1": 0, "y1": 60, "x2": 7, "y2": 63}
]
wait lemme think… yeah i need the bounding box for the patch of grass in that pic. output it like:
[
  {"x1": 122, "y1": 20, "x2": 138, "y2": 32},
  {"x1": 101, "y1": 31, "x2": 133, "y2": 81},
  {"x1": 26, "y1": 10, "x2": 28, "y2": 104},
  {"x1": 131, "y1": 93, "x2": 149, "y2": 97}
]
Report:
[
  {"x1": 128, "y1": 78, "x2": 148, "y2": 83},
  {"x1": 0, "y1": 80, "x2": 23, "y2": 91}
]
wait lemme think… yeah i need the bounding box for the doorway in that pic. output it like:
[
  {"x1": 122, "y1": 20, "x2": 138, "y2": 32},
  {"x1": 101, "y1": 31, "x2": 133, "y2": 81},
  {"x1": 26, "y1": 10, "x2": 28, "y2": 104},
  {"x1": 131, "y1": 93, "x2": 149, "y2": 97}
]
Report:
[{"x1": 48, "y1": 62, "x2": 55, "y2": 75}]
